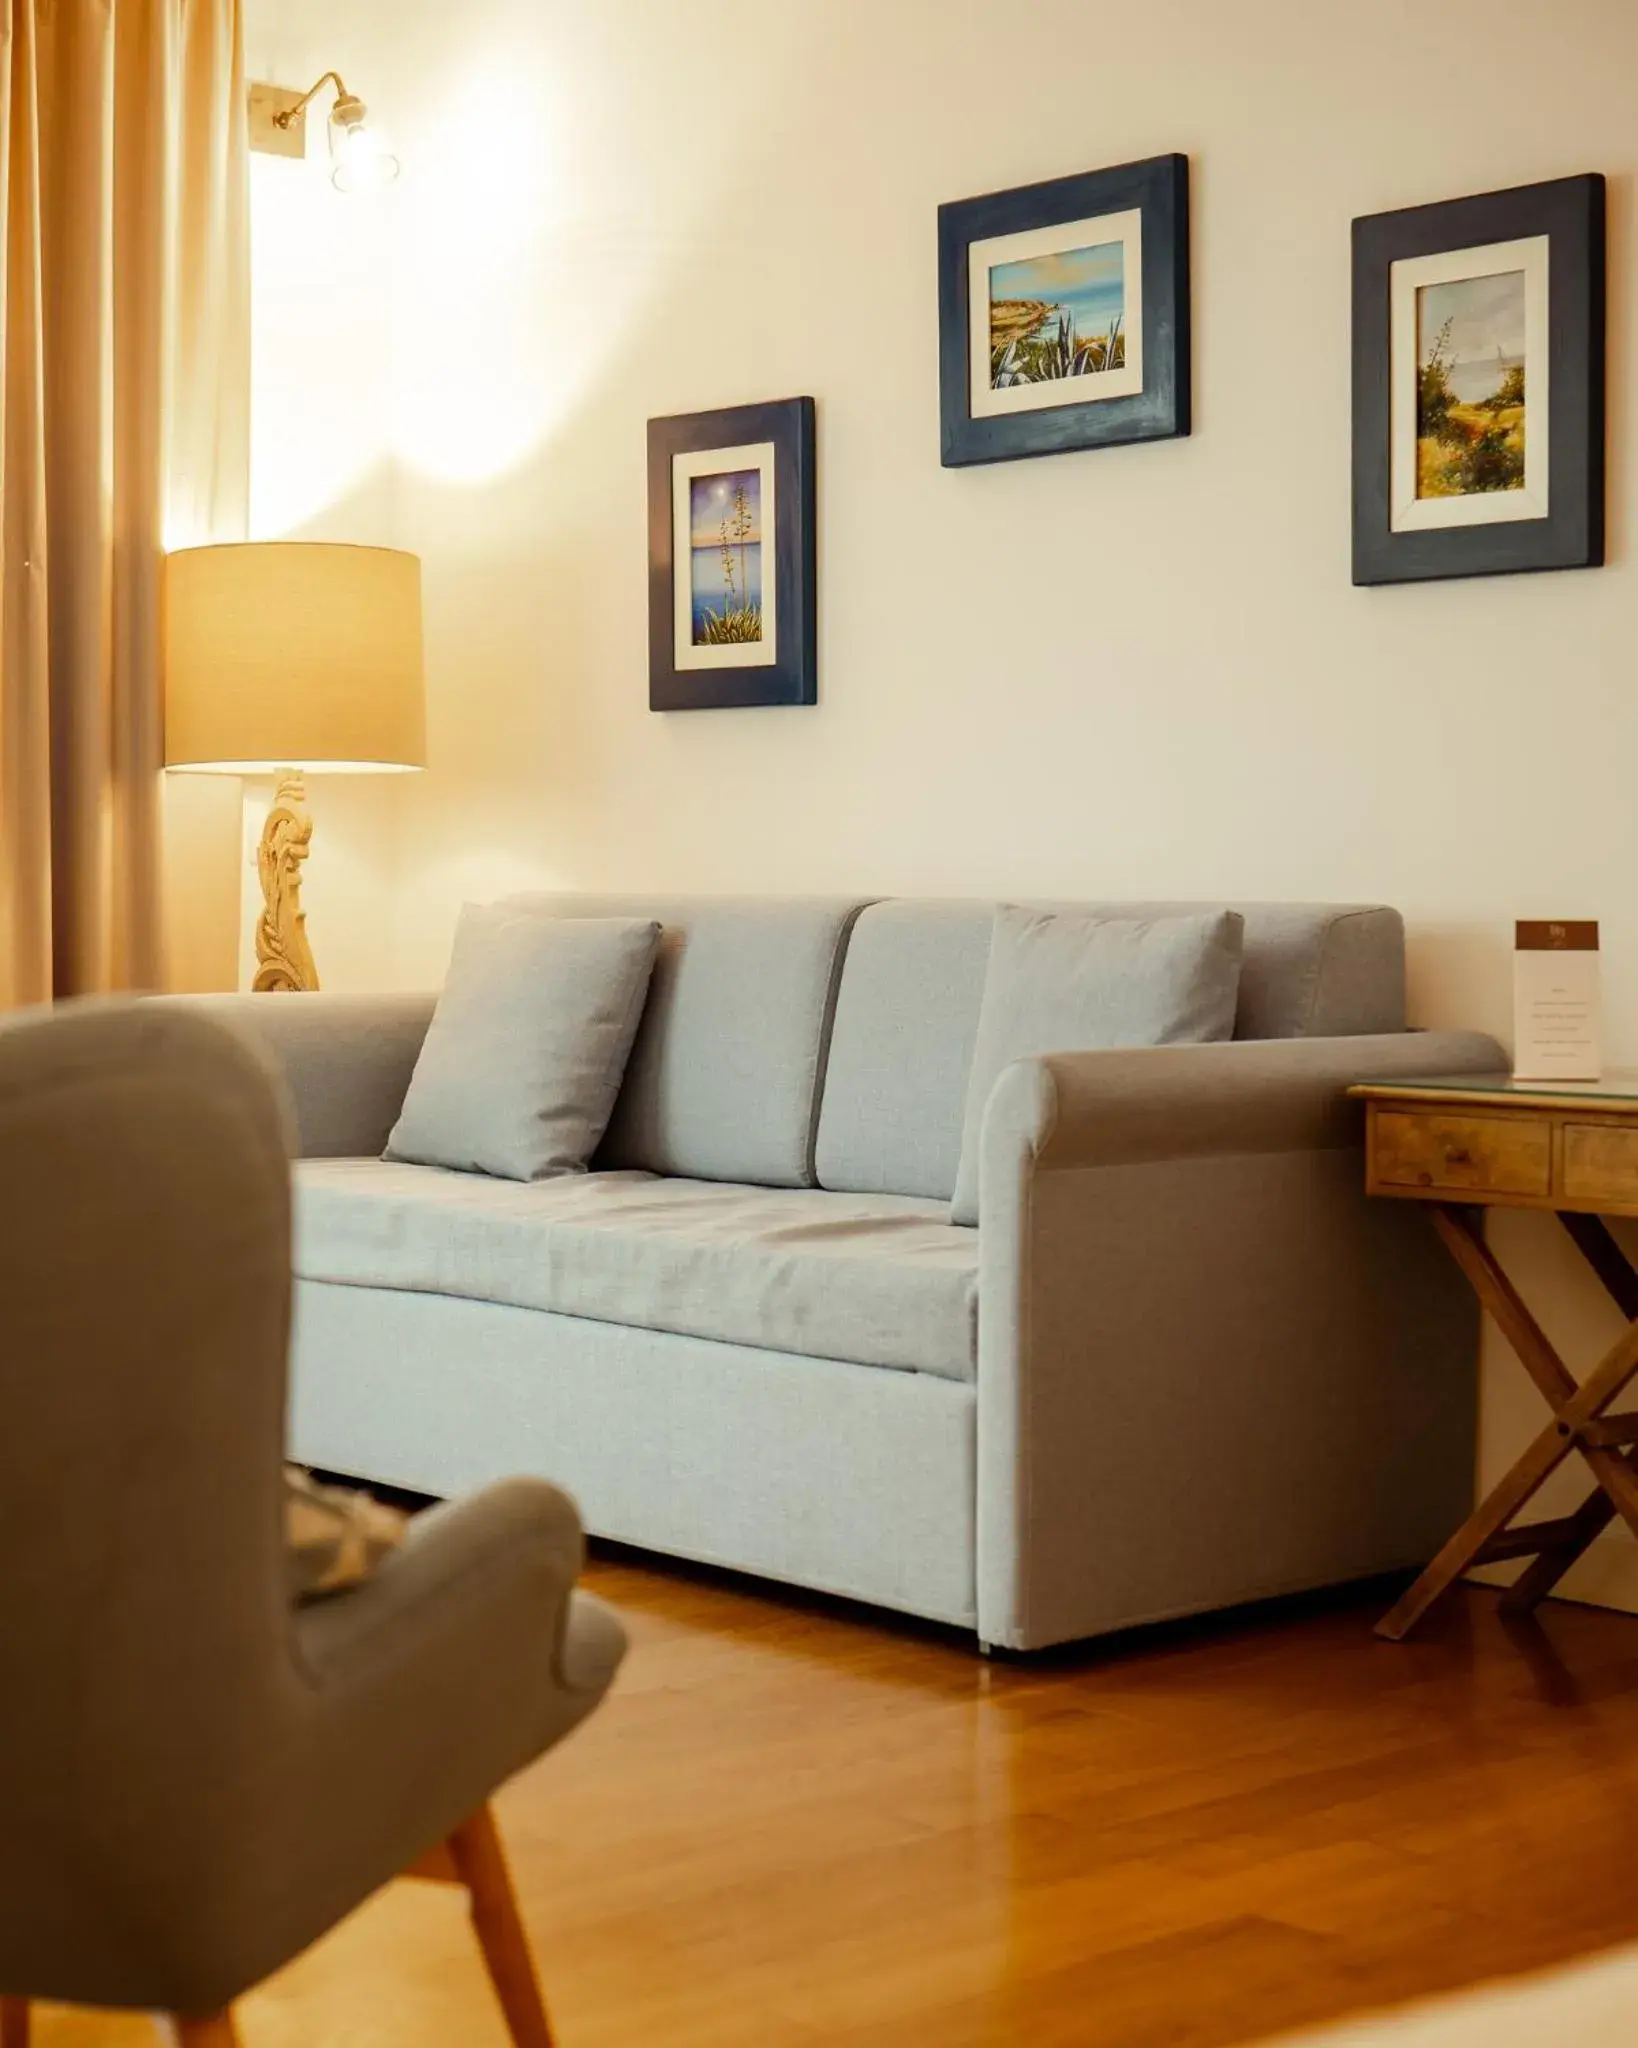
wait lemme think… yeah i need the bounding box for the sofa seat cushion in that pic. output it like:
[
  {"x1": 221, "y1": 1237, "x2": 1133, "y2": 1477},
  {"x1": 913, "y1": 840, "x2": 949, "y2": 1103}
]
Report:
[{"x1": 293, "y1": 1160, "x2": 979, "y2": 1382}]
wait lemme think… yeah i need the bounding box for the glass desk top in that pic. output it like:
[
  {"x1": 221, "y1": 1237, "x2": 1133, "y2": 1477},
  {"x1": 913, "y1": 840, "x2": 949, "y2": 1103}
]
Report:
[{"x1": 1350, "y1": 1071, "x2": 1638, "y2": 1107}]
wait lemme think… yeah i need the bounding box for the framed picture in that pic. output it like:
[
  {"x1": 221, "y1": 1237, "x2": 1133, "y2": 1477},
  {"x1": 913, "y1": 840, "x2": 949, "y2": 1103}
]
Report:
[
  {"x1": 1352, "y1": 173, "x2": 1604, "y2": 585},
  {"x1": 938, "y1": 153, "x2": 1190, "y2": 468},
  {"x1": 647, "y1": 397, "x2": 816, "y2": 710}
]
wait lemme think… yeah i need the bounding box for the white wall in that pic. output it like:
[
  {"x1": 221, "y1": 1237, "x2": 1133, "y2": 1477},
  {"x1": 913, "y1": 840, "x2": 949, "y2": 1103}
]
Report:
[{"x1": 248, "y1": 0, "x2": 1638, "y2": 1603}]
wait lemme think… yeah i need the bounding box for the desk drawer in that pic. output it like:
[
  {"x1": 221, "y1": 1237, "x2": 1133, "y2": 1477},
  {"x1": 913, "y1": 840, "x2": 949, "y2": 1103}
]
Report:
[
  {"x1": 1561, "y1": 1124, "x2": 1638, "y2": 1207},
  {"x1": 1374, "y1": 1110, "x2": 1551, "y2": 1198}
]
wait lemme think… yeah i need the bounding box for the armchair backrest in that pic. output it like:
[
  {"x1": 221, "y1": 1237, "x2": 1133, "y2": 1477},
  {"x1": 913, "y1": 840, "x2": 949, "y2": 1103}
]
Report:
[{"x1": 0, "y1": 1001, "x2": 298, "y2": 1994}]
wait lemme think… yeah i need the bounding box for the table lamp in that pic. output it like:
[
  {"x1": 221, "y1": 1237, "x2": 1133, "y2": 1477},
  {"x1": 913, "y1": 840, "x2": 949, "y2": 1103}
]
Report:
[{"x1": 164, "y1": 542, "x2": 426, "y2": 991}]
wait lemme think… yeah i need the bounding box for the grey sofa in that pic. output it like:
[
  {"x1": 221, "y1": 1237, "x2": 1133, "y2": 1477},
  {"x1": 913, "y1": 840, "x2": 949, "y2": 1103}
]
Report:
[{"x1": 179, "y1": 894, "x2": 1502, "y2": 1653}]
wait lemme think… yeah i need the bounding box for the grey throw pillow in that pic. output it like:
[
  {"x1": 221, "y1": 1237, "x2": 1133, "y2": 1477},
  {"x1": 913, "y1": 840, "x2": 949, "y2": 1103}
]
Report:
[
  {"x1": 949, "y1": 906, "x2": 1244, "y2": 1225},
  {"x1": 385, "y1": 906, "x2": 661, "y2": 1181}
]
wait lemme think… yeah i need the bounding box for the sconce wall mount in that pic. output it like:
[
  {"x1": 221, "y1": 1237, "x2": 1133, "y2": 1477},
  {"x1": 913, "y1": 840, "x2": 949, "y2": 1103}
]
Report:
[{"x1": 248, "y1": 81, "x2": 309, "y2": 158}]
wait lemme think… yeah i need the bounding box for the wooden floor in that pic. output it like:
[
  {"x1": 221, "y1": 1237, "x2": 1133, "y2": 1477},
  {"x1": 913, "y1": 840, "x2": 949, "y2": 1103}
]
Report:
[{"x1": 30, "y1": 1557, "x2": 1638, "y2": 2047}]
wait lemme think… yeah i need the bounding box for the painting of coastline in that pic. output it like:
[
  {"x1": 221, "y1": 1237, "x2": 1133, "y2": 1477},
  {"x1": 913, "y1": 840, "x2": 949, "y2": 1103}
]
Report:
[
  {"x1": 1415, "y1": 270, "x2": 1526, "y2": 498},
  {"x1": 689, "y1": 467, "x2": 762, "y2": 644},
  {"x1": 989, "y1": 240, "x2": 1125, "y2": 389}
]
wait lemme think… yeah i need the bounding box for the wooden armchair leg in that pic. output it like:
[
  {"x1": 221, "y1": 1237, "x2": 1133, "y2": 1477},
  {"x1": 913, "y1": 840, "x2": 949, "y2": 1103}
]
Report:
[
  {"x1": 448, "y1": 1804, "x2": 557, "y2": 2048},
  {"x1": 1, "y1": 1997, "x2": 29, "y2": 2048},
  {"x1": 171, "y1": 2013, "x2": 242, "y2": 2047}
]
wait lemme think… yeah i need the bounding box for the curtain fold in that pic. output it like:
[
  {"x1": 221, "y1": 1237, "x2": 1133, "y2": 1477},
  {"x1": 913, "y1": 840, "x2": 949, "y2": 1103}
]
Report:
[{"x1": 0, "y1": 0, "x2": 248, "y2": 1006}]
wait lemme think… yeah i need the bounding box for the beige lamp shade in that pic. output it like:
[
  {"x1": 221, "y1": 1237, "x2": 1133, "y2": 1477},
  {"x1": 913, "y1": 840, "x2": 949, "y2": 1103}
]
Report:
[{"x1": 164, "y1": 542, "x2": 426, "y2": 773}]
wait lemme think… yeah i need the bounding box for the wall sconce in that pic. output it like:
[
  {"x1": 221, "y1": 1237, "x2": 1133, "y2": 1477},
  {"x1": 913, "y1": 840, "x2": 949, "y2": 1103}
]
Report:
[{"x1": 248, "y1": 72, "x2": 400, "y2": 192}]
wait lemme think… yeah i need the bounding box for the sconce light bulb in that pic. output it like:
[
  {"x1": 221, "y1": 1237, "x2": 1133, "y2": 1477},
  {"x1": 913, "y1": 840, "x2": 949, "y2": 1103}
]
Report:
[{"x1": 329, "y1": 96, "x2": 399, "y2": 193}]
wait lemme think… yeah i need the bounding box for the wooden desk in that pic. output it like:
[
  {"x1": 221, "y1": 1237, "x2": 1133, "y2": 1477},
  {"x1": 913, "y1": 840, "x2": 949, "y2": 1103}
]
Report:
[{"x1": 1351, "y1": 1072, "x2": 1638, "y2": 1640}]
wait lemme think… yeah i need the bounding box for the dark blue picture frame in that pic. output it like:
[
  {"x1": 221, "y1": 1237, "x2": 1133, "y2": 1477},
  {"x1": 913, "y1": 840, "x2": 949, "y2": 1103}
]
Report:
[
  {"x1": 648, "y1": 397, "x2": 817, "y2": 711},
  {"x1": 1351, "y1": 173, "x2": 1605, "y2": 586},
  {"x1": 938, "y1": 153, "x2": 1191, "y2": 468}
]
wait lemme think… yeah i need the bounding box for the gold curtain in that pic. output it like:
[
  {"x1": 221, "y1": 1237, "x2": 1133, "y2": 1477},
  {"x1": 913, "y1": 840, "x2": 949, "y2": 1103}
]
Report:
[{"x1": 0, "y1": 0, "x2": 248, "y2": 1006}]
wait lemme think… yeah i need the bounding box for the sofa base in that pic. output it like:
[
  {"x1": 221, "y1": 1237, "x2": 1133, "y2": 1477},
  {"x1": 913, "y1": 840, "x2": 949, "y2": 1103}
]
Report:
[{"x1": 290, "y1": 1281, "x2": 979, "y2": 1631}]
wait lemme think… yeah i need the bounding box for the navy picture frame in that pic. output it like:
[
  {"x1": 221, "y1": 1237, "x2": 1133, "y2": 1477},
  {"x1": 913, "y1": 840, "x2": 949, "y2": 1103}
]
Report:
[
  {"x1": 938, "y1": 153, "x2": 1191, "y2": 468},
  {"x1": 1352, "y1": 173, "x2": 1605, "y2": 586},
  {"x1": 647, "y1": 397, "x2": 817, "y2": 710}
]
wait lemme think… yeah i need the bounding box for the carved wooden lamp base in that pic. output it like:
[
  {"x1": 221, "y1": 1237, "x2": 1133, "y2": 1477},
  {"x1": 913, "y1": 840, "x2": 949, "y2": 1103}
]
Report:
[{"x1": 252, "y1": 769, "x2": 320, "y2": 993}]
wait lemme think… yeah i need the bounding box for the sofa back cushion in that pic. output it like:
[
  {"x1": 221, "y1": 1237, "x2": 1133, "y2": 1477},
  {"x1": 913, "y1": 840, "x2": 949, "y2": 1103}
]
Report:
[
  {"x1": 499, "y1": 893, "x2": 869, "y2": 1187},
  {"x1": 948, "y1": 907, "x2": 1244, "y2": 1225},
  {"x1": 814, "y1": 899, "x2": 1406, "y2": 1201}
]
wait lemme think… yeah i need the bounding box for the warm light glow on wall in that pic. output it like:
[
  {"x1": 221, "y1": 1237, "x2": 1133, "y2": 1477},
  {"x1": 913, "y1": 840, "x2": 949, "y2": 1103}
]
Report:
[
  {"x1": 384, "y1": 64, "x2": 560, "y2": 483},
  {"x1": 249, "y1": 45, "x2": 741, "y2": 509},
  {"x1": 384, "y1": 60, "x2": 666, "y2": 486},
  {"x1": 249, "y1": 147, "x2": 392, "y2": 536}
]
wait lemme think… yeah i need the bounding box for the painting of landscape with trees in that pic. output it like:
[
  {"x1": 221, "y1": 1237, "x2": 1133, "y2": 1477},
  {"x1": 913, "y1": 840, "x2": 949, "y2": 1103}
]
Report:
[
  {"x1": 1414, "y1": 270, "x2": 1526, "y2": 498},
  {"x1": 1353, "y1": 173, "x2": 1601, "y2": 583}
]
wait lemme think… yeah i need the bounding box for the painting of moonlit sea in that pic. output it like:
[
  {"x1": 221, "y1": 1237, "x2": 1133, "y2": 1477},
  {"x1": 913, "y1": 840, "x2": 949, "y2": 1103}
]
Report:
[
  {"x1": 989, "y1": 239, "x2": 1125, "y2": 389},
  {"x1": 1415, "y1": 269, "x2": 1526, "y2": 498},
  {"x1": 689, "y1": 468, "x2": 762, "y2": 644}
]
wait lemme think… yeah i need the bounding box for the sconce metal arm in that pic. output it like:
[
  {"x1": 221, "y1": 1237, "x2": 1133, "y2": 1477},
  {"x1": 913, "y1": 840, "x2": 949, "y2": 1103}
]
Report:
[{"x1": 272, "y1": 71, "x2": 350, "y2": 129}]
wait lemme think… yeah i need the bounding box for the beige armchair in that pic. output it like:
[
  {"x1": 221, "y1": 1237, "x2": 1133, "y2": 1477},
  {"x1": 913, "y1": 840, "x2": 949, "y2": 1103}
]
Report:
[{"x1": 0, "y1": 1001, "x2": 625, "y2": 2047}]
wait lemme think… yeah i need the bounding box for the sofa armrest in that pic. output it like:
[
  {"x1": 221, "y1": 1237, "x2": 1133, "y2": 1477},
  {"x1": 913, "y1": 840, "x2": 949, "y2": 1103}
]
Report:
[
  {"x1": 976, "y1": 1030, "x2": 1505, "y2": 1653},
  {"x1": 151, "y1": 993, "x2": 436, "y2": 1158},
  {"x1": 983, "y1": 1029, "x2": 1507, "y2": 1187}
]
